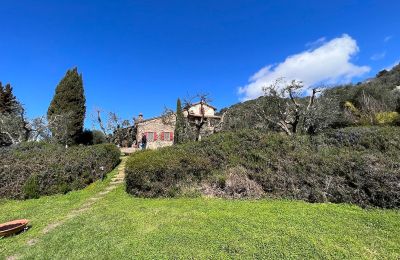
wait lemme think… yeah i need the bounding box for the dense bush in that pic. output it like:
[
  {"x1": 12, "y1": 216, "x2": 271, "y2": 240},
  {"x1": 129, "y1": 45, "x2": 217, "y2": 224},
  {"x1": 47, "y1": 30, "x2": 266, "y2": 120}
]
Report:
[
  {"x1": 76, "y1": 129, "x2": 108, "y2": 145},
  {"x1": 126, "y1": 127, "x2": 400, "y2": 208},
  {"x1": 125, "y1": 148, "x2": 212, "y2": 197},
  {"x1": 0, "y1": 143, "x2": 120, "y2": 199},
  {"x1": 92, "y1": 130, "x2": 108, "y2": 144},
  {"x1": 375, "y1": 112, "x2": 400, "y2": 125}
]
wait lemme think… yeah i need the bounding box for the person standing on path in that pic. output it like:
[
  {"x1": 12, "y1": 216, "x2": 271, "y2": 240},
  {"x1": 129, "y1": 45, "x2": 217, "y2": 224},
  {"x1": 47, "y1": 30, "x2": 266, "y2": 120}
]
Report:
[{"x1": 141, "y1": 133, "x2": 147, "y2": 149}]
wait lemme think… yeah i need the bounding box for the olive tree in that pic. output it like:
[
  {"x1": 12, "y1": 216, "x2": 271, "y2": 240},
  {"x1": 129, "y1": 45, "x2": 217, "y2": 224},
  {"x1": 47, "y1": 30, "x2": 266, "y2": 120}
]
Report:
[{"x1": 256, "y1": 78, "x2": 340, "y2": 135}]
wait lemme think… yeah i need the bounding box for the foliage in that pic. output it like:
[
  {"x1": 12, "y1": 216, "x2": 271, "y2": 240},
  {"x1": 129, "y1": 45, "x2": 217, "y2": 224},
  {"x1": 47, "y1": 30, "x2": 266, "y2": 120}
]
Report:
[
  {"x1": 1, "y1": 184, "x2": 399, "y2": 259},
  {"x1": 92, "y1": 130, "x2": 108, "y2": 144},
  {"x1": 125, "y1": 148, "x2": 212, "y2": 197},
  {"x1": 75, "y1": 129, "x2": 107, "y2": 145},
  {"x1": 183, "y1": 93, "x2": 214, "y2": 141},
  {"x1": 221, "y1": 84, "x2": 344, "y2": 135},
  {"x1": 203, "y1": 166, "x2": 265, "y2": 199},
  {"x1": 76, "y1": 129, "x2": 94, "y2": 145},
  {"x1": 0, "y1": 106, "x2": 29, "y2": 146},
  {"x1": 220, "y1": 63, "x2": 400, "y2": 133},
  {"x1": 375, "y1": 111, "x2": 400, "y2": 125},
  {"x1": 0, "y1": 143, "x2": 120, "y2": 199},
  {"x1": 22, "y1": 174, "x2": 40, "y2": 199},
  {"x1": 112, "y1": 126, "x2": 136, "y2": 147},
  {"x1": 258, "y1": 79, "x2": 321, "y2": 135},
  {"x1": 126, "y1": 127, "x2": 400, "y2": 208},
  {"x1": 0, "y1": 82, "x2": 18, "y2": 114},
  {"x1": 47, "y1": 68, "x2": 86, "y2": 145},
  {"x1": 397, "y1": 96, "x2": 400, "y2": 113},
  {"x1": 174, "y1": 98, "x2": 185, "y2": 144},
  {"x1": 0, "y1": 83, "x2": 31, "y2": 146},
  {"x1": 93, "y1": 108, "x2": 135, "y2": 146}
]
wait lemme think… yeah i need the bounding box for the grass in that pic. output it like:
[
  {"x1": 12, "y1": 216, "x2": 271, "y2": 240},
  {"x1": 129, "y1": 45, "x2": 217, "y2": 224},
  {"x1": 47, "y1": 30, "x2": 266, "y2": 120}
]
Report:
[{"x1": 0, "y1": 163, "x2": 399, "y2": 259}]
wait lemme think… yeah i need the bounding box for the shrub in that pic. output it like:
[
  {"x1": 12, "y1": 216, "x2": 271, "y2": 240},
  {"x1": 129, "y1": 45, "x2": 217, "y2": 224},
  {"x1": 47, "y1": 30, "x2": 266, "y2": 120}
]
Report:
[
  {"x1": 75, "y1": 129, "x2": 108, "y2": 145},
  {"x1": 92, "y1": 130, "x2": 107, "y2": 144},
  {"x1": 125, "y1": 127, "x2": 400, "y2": 208},
  {"x1": 76, "y1": 129, "x2": 94, "y2": 145},
  {"x1": 375, "y1": 111, "x2": 400, "y2": 125},
  {"x1": 125, "y1": 148, "x2": 212, "y2": 197},
  {"x1": 203, "y1": 166, "x2": 264, "y2": 199},
  {"x1": 23, "y1": 175, "x2": 40, "y2": 199},
  {"x1": 0, "y1": 143, "x2": 120, "y2": 199}
]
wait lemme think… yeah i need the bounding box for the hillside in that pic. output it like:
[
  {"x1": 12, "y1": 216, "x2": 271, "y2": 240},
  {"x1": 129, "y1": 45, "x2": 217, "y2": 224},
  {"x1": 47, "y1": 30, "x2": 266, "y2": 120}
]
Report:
[{"x1": 219, "y1": 63, "x2": 400, "y2": 132}]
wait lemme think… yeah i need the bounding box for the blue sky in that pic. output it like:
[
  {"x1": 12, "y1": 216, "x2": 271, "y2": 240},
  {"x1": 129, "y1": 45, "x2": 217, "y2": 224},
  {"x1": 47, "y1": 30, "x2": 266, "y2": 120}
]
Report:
[{"x1": 1, "y1": 0, "x2": 399, "y2": 126}]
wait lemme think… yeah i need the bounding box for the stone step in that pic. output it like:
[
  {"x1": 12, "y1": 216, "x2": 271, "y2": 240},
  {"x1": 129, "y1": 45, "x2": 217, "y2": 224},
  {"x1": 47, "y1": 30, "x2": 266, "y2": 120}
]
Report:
[{"x1": 110, "y1": 181, "x2": 124, "y2": 185}]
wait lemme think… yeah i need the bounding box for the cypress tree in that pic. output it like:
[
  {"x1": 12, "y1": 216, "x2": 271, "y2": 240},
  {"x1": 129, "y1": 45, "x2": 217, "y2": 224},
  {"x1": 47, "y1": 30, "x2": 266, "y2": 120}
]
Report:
[
  {"x1": 47, "y1": 68, "x2": 86, "y2": 145},
  {"x1": 174, "y1": 98, "x2": 185, "y2": 144}
]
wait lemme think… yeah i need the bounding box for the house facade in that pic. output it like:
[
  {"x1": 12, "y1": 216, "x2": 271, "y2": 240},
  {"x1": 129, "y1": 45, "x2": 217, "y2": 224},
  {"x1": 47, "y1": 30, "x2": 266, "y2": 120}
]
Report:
[
  {"x1": 136, "y1": 102, "x2": 220, "y2": 149},
  {"x1": 184, "y1": 102, "x2": 221, "y2": 131},
  {"x1": 136, "y1": 114, "x2": 176, "y2": 150},
  {"x1": 183, "y1": 102, "x2": 217, "y2": 118}
]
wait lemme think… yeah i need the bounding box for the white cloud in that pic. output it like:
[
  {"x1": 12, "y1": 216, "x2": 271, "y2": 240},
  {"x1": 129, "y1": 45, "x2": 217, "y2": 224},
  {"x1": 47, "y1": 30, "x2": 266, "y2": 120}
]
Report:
[
  {"x1": 370, "y1": 51, "x2": 386, "y2": 61},
  {"x1": 305, "y1": 37, "x2": 326, "y2": 49},
  {"x1": 238, "y1": 34, "x2": 370, "y2": 101},
  {"x1": 384, "y1": 35, "x2": 393, "y2": 43}
]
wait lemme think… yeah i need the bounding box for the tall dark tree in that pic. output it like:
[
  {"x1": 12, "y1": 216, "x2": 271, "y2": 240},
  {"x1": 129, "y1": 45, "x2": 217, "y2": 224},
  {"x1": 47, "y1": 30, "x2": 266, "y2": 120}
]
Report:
[
  {"x1": 0, "y1": 82, "x2": 30, "y2": 146},
  {"x1": 47, "y1": 68, "x2": 86, "y2": 145},
  {"x1": 174, "y1": 98, "x2": 185, "y2": 144},
  {"x1": 0, "y1": 82, "x2": 18, "y2": 114}
]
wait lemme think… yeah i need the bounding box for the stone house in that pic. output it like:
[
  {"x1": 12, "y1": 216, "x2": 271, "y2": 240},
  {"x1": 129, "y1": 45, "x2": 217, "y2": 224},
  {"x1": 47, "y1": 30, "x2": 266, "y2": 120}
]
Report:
[
  {"x1": 136, "y1": 102, "x2": 220, "y2": 149},
  {"x1": 136, "y1": 113, "x2": 176, "y2": 150},
  {"x1": 183, "y1": 101, "x2": 221, "y2": 140}
]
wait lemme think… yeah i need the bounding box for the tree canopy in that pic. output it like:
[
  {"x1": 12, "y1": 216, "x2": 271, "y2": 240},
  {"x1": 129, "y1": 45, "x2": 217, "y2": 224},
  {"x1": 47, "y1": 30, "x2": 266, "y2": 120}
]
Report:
[
  {"x1": 174, "y1": 98, "x2": 185, "y2": 144},
  {"x1": 47, "y1": 68, "x2": 86, "y2": 145},
  {"x1": 0, "y1": 82, "x2": 18, "y2": 114}
]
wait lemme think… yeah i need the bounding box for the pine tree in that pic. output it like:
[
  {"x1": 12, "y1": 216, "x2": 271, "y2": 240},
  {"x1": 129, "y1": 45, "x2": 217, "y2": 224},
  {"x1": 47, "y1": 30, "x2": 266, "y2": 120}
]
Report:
[
  {"x1": 47, "y1": 68, "x2": 86, "y2": 145},
  {"x1": 0, "y1": 82, "x2": 18, "y2": 114},
  {"x1": 174, "y1": 98, "x2": 185, "y2": 144}
]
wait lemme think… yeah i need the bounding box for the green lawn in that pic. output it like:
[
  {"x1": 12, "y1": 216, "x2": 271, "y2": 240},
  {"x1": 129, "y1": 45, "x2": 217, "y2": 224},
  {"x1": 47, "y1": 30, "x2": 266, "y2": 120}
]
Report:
[{"x1": 1, "y1": 165, "x2": 399, "y2": 259}]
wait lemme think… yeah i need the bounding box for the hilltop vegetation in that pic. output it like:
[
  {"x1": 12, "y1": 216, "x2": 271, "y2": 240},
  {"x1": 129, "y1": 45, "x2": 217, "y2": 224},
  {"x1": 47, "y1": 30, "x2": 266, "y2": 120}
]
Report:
[
  {"x1": 126, "y1": 126, "x2": 400, "y2": 208},
  {"x1": 220, "y1": 63, "x2": 400, "y2": 132}
]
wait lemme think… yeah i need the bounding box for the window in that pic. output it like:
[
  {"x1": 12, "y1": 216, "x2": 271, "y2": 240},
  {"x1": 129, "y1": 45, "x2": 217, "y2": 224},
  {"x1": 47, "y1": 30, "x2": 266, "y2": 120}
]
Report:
[
  {"x1": 147, "y1": 132, "x2": 154, "y2": 142},
  {"x1": 164, "y1": 132, "x2": 171, "y2": 141}
]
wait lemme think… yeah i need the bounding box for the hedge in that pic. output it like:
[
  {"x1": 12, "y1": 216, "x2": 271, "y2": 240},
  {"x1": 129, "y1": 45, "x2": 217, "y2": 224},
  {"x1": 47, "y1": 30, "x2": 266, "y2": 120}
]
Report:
[
  {"x1": 0, "y1": 143, "x2": 121, "y2": 199},
  {"x1": 125, "y1": 127, "x2": 400, "y2": 208}
]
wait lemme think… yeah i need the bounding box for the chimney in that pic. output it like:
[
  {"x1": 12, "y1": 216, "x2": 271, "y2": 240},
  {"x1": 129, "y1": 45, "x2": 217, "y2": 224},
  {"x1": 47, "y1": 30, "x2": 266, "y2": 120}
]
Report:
[{"x1": 138, "y1": 113, "x2": 143, "y2": 122}]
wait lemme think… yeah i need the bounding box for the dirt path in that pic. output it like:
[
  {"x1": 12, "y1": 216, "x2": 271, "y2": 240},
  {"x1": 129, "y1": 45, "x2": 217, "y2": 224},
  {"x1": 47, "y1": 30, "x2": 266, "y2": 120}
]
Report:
[{"x1": 7, "y1": 157, "x2": 128, "y2": 260}]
